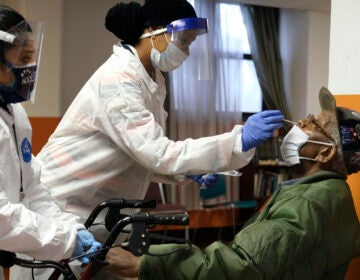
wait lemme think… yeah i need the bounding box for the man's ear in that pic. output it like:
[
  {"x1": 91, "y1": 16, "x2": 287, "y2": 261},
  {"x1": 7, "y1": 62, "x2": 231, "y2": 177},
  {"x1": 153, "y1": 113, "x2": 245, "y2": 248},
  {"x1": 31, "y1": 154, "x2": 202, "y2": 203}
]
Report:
[{"x1": 315, "y1": 145, "x2": 337, "y2": 163}]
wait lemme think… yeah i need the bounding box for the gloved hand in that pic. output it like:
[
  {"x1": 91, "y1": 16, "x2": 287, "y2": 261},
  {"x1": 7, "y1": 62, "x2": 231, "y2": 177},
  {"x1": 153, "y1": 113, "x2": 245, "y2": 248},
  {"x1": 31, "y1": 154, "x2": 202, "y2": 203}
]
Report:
[
  {"x1": 242, "y1": 110, "x2": 284, "y2": 151},
  {"x1": 72, "y1": 229, "x2": 101, "y2": 264},
  {"x1": 186, "y1": 174, "x2": 219, "y2": 189}
]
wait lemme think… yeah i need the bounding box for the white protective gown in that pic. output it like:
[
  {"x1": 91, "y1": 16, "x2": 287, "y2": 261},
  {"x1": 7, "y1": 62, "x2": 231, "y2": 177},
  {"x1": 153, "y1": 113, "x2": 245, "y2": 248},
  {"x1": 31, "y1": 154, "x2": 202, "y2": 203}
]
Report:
[
  {"x1": 38, "y1": 44, "x2": 255, "y2": 229},
  {"x1": 0, "y1": 104, "x2": 83, "y2": 279}
]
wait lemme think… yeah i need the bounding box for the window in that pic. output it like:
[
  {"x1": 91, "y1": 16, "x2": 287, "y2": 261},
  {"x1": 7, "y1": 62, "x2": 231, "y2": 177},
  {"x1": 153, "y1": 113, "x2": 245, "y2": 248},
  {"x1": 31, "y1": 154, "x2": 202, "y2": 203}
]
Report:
[
  {"x1": 169, "y1": 0, "x2": 262, "y2": 122},
  {"x1": 215, "y1": 2, "x2": 262, "y2": 113}
]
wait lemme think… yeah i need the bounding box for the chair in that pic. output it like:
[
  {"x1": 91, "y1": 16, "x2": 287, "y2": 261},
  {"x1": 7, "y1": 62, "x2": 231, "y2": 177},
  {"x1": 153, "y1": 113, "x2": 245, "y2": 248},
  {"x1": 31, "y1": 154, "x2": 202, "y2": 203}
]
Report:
[
  {"x1": 197, "y1": 175, "x2": 257, "y2": 239},
  {"x1": 144, "y1": 182, "x2": 189, "y2": 240}
]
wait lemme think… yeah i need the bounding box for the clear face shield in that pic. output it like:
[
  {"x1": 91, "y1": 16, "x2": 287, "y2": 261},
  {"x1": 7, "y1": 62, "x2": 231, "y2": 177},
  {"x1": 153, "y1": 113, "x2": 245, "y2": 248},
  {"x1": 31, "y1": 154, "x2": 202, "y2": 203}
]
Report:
[
  {"x1": 141, "y1": 17, "x2": 212, "y2": 80},
  {"x1": 168, "y1": 17, "x2": 212, "y2": 80},
  {"x1": 0, "y1": 20, "x2": 44, "y2": 104}
]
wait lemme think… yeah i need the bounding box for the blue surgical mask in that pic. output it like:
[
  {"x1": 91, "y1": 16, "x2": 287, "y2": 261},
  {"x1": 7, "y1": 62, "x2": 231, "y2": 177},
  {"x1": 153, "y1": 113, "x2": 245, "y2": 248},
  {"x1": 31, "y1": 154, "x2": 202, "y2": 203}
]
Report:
[
  {"x1": 280, "y1": 125, "x2": 334, "y2": 166},
  {"x1": 0, "y1": 59, "x2": 37, "y2": 104}
]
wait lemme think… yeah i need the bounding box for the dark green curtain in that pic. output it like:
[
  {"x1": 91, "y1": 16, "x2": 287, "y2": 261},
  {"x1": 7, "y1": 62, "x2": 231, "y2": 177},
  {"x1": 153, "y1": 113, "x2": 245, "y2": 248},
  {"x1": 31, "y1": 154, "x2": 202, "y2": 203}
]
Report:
[{"x1": 241, "y1": 4, "x2": 291, "y2": 119}]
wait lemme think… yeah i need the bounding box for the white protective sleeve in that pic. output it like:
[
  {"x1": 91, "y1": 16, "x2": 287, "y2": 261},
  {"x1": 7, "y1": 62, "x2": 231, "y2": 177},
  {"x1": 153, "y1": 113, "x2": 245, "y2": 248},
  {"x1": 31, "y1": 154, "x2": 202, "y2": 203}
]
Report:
[{"x1": 0, "y1": 104, "x2": 79, "y2": 261}]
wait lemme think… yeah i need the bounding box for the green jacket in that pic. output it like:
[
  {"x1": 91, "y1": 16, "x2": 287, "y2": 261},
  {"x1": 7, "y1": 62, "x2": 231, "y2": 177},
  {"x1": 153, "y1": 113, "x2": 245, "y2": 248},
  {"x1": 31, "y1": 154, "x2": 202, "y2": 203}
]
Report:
[{"x1": 139, "y1": 171, "x2": 360, "y2": 279}]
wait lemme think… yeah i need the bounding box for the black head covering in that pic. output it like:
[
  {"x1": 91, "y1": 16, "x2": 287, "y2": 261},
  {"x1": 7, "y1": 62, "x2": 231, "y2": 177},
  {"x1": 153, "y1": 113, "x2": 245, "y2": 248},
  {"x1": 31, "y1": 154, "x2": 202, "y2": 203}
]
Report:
[
  {"x1": 105, "y1": 0, "x2": 197, "y2": 45},
  {"x1": 319, "y1": 87, "x2": 360, "y2": 175},
  {"x1": 105, "y1": 2, "x2": 143, "y2": 45},
  {"x1": 142, "y1": 0, "x2": 197, "y2": 27}
]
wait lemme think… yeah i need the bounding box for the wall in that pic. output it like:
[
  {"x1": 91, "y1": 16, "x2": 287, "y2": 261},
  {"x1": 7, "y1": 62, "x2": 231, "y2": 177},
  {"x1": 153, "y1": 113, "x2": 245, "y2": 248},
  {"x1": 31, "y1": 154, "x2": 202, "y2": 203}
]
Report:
[
  {"x1": 279, "y1": 9, "x2": 330, "y2": 121},
  {"x1": 329, "y1": 0, "x2": 360, "y2": 93},
  {"x1": 279, "y1": 9, "x2": 309, "y2": 120},
  {"x1": 328, "y1": 0, "x2": 360, "y2": 278},
  {"x1": 306, "y1": 10, "x2": 330, "y2": 115},
  {"x1": 60, "y1": 0, "x2": 129, "y2": 112}
]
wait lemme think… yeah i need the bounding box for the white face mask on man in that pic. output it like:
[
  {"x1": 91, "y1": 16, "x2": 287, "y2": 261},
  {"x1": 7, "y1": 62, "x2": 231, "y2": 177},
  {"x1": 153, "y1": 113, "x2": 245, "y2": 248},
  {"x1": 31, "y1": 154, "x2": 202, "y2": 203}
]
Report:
[{"x1": 280, "y1": 124, "x2": 334, "y2": 166}]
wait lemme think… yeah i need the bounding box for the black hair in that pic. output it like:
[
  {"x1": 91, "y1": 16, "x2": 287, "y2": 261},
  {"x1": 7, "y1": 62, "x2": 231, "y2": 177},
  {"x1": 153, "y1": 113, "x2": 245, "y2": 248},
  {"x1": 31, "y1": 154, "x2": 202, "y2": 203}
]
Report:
[
  {"x1": 105, "y1": 0, "x2": 197, "y2": 45},
  {"x1": 0, "y1": 5, "x2": 31, "y2": 57},
  {"x1": 105, "y1": 2, "x2": 143, "y2": 46}
]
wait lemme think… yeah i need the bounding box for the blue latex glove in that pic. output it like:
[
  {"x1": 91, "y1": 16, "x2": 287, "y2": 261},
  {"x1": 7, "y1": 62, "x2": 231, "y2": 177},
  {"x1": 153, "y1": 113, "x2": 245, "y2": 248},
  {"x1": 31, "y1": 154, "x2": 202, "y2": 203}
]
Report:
[
  {"x1": 242, "y1": 110, "x2": 284, "y2": 151},
  {"x1": 187, "y1": 174, "x2": 219, "y2": 189},
  {"x1": 72, "y1": 229, "x2": 101, "y2": 264}
]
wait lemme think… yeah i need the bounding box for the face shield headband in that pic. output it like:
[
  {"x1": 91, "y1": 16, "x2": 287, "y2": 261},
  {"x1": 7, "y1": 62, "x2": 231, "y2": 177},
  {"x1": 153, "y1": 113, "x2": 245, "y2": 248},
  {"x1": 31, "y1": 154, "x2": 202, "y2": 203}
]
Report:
[
  {"x1": 140, "y1": 17, "x2": 208, "y2": 40},
  {"x1": 140, "y1": 17, "x2": 212, "y2": 80},
  {"x1": 0, "y1": 20, "x2": 44, "y2": 104}
]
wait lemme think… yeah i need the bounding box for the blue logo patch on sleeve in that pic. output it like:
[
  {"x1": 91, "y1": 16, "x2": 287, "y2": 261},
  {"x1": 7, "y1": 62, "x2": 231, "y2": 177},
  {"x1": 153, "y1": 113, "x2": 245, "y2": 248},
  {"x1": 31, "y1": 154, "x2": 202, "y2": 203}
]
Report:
[{"x1": 21, "y1": 137, "x2": 32, "y2": 163}]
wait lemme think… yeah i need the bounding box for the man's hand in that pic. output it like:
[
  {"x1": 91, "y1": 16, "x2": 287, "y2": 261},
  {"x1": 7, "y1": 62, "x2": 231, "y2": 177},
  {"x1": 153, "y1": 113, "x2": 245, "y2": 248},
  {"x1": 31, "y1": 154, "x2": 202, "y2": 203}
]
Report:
[{"x1": 103, "y1": 247, "x2": 141, "y2": 278}]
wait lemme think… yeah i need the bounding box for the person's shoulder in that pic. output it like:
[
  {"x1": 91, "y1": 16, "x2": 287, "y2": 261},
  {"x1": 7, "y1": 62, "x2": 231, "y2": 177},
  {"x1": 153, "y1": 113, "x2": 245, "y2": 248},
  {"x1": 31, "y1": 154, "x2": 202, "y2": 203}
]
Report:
[
  {"x1": 89, "y1": 53, "x2": 138, "y2": 87},
  {"x1": 295, "y1": 171, "x2": 346, "y2": 189},
  {"x1": 9, "y1": 103, "x2": 28, "y2": 121},
  {"x1": 308, "y1": 171, "x2": 347, "y2": 192},
  {"x1": 279, "y1": 172, "x2": 347, "y2": 204},
  {"x1": 297, "y1": 172, "x2": 350, "y2": 211},
  {"x1": 103, "y1": 48, "x2": 143, "y2": 78},
  {"x1": 112, "y1": 44, "x2": 138, "y2": 65}
]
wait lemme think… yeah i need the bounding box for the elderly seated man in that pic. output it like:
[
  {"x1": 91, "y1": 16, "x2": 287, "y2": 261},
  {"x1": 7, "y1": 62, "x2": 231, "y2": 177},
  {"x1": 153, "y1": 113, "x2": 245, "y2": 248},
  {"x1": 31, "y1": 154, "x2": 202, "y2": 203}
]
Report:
[{"x1": 98, "y1": 87, "x2": 360, "y2": 279}]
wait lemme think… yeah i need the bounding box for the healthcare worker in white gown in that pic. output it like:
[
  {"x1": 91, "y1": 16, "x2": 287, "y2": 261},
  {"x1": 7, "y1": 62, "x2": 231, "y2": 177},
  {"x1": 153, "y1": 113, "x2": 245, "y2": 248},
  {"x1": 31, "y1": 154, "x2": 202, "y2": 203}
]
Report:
[
  {"x1": 38, "y1": 0, "x2": 284, "y2": 248},
  {"x1": 0, "y1": 5, "x2": 100, "y2": 280}
]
